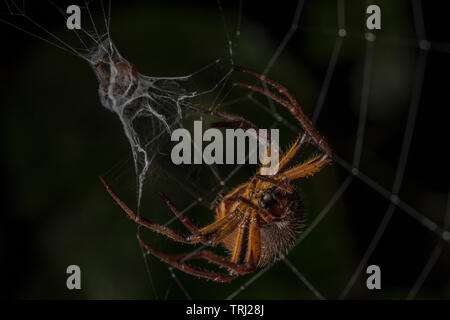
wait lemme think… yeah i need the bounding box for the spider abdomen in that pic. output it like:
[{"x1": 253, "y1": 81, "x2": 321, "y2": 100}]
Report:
[{"x1": 259, "y1": 191, "x2": 304, "y2": 265}]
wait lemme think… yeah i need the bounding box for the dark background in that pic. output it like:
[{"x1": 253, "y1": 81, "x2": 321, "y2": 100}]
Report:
[{"x1": 1, "y1": 0, "x2": 449, "y2": 299}]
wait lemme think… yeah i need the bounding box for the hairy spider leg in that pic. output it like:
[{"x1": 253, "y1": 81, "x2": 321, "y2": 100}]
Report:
[
  {"x1": 159, "y1": 192, "x2": 201, "y2": 236},
  {"x1": 100, "y1": 177, "x2": 196, "y2": 244},
  {"x1": 283, "y1": 154, "x2": 330, "y2": 181},
  {"x1": 161, "y1": 190, "x2": 251, "y2": 247},
  {"x1": 101, "y1": 176, "x2": 257, "y2": 252},
  {"x1": 103, "y1": 176, "x2": 259, "y2": 281},
  {"x1": 230, "y1": 213, "x2": 249, "y2": 263},
  {"x1": 277, "y1": 134, "x2": 309, "y2": 171},
  {"x1": 208, "y1": 214, "x2": 243, "y2": 245},
  {"x1": 138, "y1": 236, "x2": 254, "y2": 282},
  {"x1": 159, "y1": 192, "x2": 244, "y2": 246},
  {"x1": 189, "y1": 102, "x2": 278, "y2": 172},
  {"x1": 254, "y1": 175, "x2": 294, "y2": 194},
  {"x1": 233, "y1": 65, "x2": 332, "y2": 158},
  {"x1": 246, "y1": 213, "x2": 261, "y2": 267},
  {"x1": 227, "y1": 207, "x2": 261, "y2": 268},
  {"x1": 187, "y1": 104, "x2": 258, "y2": 132},
  {"x1": 139, "y1": 198, "x2": 262, "y2": 281}
]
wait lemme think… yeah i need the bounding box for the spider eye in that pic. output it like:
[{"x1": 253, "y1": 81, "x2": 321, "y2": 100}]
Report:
[{"x1": 259, "y1": 190, "x2": 277, "y2": 208}]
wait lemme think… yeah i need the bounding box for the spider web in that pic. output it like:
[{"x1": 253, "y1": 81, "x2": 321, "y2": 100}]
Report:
[
  {"x1": 145, "y1": 0, "x2": 450, "y2": 300},
  {"x1": 143, "y1": 0, "x2": 450, "y2": 300},
  {"x1": 1, "y1": 0, "x2": 449, "y2": 299}
]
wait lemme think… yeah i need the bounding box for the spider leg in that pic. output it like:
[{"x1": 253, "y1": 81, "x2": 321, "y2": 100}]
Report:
[
  {"x1": 210, "y1": 189, "x2": 227, "y2": 210},
  {"x1": 245, "y1": 213, "x2": 261, "y2": 268},
  {"x1": 229, "y1": 211, "x2": 261, "y2": 269},
  {"x1": 204, "y1": 213, "x2": 242, "y2": 245},
  {"x1": 277, "y1": 134, "x2": 309, "y2": 171},
  {"x1": 234, "y1": 65, "x2": 303, "y2": 111},
  {"x1": 159, "y1": 192, "x2": 202, "y2": 239},
  {"x1": 138, "y1": 236, "x2": 254, "y2": 282},
  {"x1": 254, "y1": 175, "x2": 294, "y2": 194},
  {"x1": 282, "y1": 154, "x2": 331, "y2": 181},
  {"x1": 159, "y1": 192, "x2": 238, "y2": 245},
  {"x1": 233, "y1": 65, "x2": 332, "y2": 157},
  {"x1": 100, "y1": 177, "x2": 197, "y2": 244},
  {"x1": 187, "y1": 104, "x2": 258, "y2": 132},
  {"x1": 230, "y1": 212, "x2": 249, "y2": 264},
  {"x1": 210, "y1": 120, "x2": 254, "y2": 131},
  {"x1": 237, "y1": 196, "x2": 274, "y2": 223},
  {"x1": 188, "y1": 104, "x2": 272, "y2": 150}
]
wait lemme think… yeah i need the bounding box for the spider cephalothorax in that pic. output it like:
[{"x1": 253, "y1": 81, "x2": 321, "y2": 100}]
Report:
[{"x1": 101, "y1": 66, "x2": 332, "y2": 282}]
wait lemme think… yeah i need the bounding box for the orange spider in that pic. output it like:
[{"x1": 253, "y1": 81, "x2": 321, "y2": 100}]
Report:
[{"x1": 100, "y1": 66, "x2": 332, "y2": 282}]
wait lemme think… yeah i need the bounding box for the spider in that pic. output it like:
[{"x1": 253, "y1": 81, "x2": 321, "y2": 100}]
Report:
[{"x1": 100, "y1": 66, "x2": 332, "y2": 282}]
